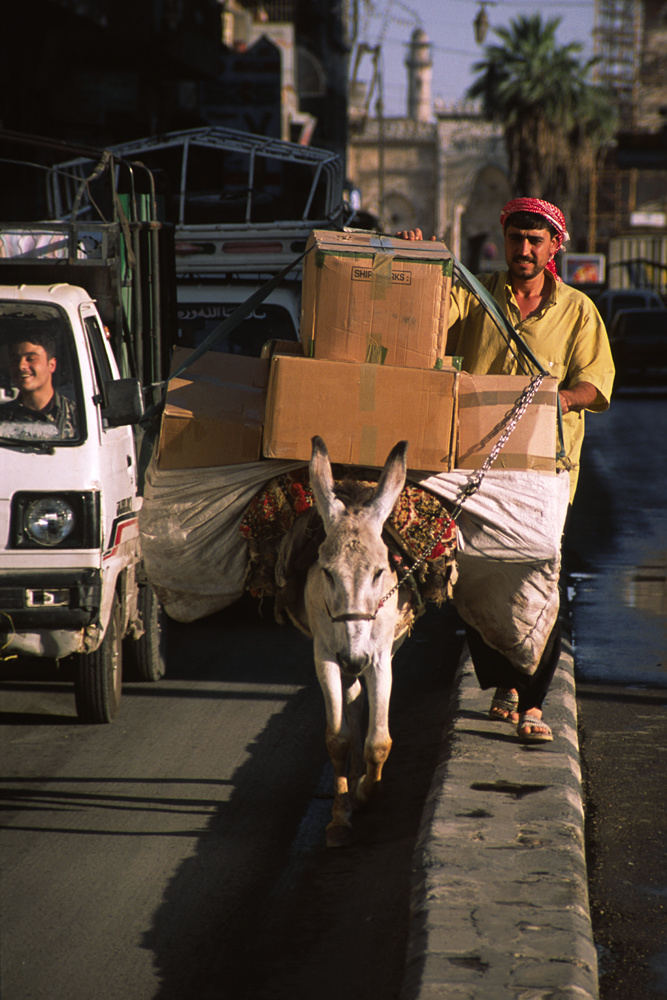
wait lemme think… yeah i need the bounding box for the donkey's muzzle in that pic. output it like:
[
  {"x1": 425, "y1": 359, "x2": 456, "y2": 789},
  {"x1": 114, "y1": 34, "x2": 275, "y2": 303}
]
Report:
[{"x1": 337, "y1": 651, "x2": 371, "y2": 676}]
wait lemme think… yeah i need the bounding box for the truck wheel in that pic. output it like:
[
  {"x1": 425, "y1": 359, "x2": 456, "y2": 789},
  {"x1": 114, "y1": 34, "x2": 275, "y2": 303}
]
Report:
[
  {"x1": 124, "y1": 584, "x2": 167, "y2": 682},
  {"x1": 74, "y1": 594, "x2": 123, "y2": 724}
]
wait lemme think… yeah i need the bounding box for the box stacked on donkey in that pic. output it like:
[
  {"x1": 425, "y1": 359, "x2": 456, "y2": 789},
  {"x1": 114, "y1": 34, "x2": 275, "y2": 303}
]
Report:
[
  {"x1": 157, "y1": 349, "x2": 269, "y2": 469},
  {"x1": 456, "y1": 373, "x2": 559, "y2": 472},
  {"x1": 262, "y1": 354, "x2": 458, "y2": 472},
  {"x1": 300, "y1": 230, "x2": 453, "y2": 369}
]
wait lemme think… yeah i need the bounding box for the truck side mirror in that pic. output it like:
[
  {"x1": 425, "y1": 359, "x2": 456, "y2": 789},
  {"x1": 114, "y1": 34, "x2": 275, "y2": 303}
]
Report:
[{"x1": 102, "y1": 378, "x2": 145, "y2": 427}]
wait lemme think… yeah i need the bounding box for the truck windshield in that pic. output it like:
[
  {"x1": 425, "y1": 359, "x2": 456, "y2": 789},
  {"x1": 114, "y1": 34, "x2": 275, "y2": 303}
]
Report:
[{"x1": 0, "y1": 303, "x2": 82, "y2": 444}]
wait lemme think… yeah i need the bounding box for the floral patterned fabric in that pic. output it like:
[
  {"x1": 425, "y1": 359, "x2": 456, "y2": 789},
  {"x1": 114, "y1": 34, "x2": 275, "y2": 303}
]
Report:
[{"x1": 239, "y1": 465, "x2": 457, "y2": 606}]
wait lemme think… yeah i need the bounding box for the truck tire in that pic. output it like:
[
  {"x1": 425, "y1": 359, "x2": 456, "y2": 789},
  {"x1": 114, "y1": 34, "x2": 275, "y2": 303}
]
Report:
[
  {"x1": 124, "y1": 584, "x2": 167, "y2": 682},
  {"x1": 74, "y1": 594, "x2": 123, "y2": 724}
]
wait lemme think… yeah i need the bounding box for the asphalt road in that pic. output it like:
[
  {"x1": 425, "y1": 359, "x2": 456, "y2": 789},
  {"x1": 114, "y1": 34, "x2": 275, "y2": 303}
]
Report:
[
  {"x1": 564, "y1": 386, "x2": 667, "y2": 1000},
  {"x1": 1, "y1": 604, "x2": 327, "y2": 1000},
  {"x1": 1, "y1": 591, "x2": 462, "y2": 1000}
]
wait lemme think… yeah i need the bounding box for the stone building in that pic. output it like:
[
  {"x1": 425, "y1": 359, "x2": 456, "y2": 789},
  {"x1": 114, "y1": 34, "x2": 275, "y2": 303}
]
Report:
[{"x1": 347, "y1": 27, "x2": 509, "y2": 271}]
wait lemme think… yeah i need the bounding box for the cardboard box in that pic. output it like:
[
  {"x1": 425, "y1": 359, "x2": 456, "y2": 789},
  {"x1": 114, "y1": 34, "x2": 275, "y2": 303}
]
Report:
[
  {"x1": 300, "y1": 230, "x2": 453, "y2": 369},
  {"x1": 456, "y1": 373, "x2": 559, "y2": 472},
  {"x1": 157, "y1": 349, "x2": 269, "y2": 469},
  {"x1": 263, "y1": 354, "x2": 458, "y2": 472}
]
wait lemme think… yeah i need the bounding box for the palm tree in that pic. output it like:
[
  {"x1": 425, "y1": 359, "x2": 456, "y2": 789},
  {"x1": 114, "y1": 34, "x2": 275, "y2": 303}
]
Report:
[{"x1": 467, "y1": 14, "x2": 616, "y2": 230}]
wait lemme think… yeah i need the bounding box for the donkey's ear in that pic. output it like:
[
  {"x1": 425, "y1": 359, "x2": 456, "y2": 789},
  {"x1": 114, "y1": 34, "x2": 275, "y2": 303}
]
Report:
[
  {"x1": 368, "y1": 440, "x2": 407, "y2": 526},
  {"x1": 310, "y1": 436, "x2": 345, "y2": 527}
]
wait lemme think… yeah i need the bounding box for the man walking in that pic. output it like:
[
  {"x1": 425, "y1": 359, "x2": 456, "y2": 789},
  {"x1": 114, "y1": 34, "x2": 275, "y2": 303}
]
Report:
[{"x1": 399, "y1": 198, "x2": 614, "y2": 743}]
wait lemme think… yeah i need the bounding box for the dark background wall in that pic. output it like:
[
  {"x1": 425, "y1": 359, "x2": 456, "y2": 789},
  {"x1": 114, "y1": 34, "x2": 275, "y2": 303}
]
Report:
[{"x1": 0, "y1": 0, "x2": 349, "y2": 217}]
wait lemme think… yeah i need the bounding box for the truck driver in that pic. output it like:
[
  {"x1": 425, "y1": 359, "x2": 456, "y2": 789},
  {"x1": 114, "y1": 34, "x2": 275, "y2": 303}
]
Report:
[{"x1": 0, "y1": 329, "x2": 78, "y2": 439}]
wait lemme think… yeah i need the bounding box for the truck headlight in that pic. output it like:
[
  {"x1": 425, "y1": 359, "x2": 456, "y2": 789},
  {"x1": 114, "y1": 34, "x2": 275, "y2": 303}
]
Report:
[
  {"x1": 25, "y1": 498, "x2": 76, "y2": 546},
  {"x1": 11, "y1": 491, "x2": 100, "y2": 549}
]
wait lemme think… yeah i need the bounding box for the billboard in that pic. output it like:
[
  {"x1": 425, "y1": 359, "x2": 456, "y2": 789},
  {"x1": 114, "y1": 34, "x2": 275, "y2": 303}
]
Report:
[{"x1": 561, "y1": 253, "x2": 606, "y2": 285}]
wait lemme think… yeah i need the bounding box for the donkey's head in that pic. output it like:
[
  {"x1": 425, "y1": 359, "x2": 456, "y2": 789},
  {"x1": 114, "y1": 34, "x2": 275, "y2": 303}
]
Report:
[{"x1": 308, "y1": 436, "x2": 408, "y2": 675}]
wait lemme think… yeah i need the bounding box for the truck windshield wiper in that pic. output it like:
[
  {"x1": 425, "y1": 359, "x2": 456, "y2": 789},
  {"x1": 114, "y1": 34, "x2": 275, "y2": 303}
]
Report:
[{"x1": 0, "y1": 436, "x2": 56, "y2": 454}]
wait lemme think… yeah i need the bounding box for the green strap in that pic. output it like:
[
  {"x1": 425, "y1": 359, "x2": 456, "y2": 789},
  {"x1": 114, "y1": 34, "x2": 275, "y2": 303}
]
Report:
[{"x1": 452, "y1": 258, "x2": 548, "y2": 376}]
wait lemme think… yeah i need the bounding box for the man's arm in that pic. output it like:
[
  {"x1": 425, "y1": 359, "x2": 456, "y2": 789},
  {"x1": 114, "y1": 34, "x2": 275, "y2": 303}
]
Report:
[{"x1": 559, "y1": 381, "x2": 599, "y2": 414}]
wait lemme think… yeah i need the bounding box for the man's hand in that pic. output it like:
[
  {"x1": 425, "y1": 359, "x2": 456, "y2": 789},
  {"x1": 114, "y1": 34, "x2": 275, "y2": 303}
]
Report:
[
  {"x1": 395, "y1": 229, "x2": 438, "y2": 241},
  {"x1": 559, "y1": 381, "x2": 599, "y2": 414}
]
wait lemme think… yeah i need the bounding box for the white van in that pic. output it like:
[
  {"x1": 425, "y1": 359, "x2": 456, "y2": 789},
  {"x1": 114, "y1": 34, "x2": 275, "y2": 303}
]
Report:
[
  {"x1": 0, "y1": 281, "x2": 166, "y2": 722},
  {"x1": 0, "y1": 152, "x2": 174, "y2": 724}
]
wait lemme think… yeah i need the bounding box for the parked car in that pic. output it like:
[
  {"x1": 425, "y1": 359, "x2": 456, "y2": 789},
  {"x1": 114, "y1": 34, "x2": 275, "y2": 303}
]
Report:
[
  {"x1": 608, "y1": 307, "x2": 667, "y2": 384},
  {"x1": 595, "y1": 288, "x2": 666, "y2": 329}
]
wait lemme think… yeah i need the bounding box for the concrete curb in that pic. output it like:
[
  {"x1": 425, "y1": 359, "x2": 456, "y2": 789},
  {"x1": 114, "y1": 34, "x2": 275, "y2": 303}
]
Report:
[{"x1": 401, "y1": 636, "x2": 598, "y2": 1000}]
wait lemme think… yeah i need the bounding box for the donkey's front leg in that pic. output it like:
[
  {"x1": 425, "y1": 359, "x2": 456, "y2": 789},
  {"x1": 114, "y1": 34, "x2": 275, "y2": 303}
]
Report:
[
  {"x1": 316, "y1": 655, "x2": 355, "y2": 848},
  {"x1": 343, "y1": 674, "x2": 367, "y2": 809},
  {"x1": 356, "y1": 653, "x2": 393, "y2": 805}
]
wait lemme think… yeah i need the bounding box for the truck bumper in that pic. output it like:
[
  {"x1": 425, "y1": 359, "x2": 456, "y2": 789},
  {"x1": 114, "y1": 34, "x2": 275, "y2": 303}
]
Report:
[
  {"x1": 0, "y1": 569, "x2": 101, "y2": 658},
  {"x1": 2, "y1": 629, "x2": 87, "y2": 659}
]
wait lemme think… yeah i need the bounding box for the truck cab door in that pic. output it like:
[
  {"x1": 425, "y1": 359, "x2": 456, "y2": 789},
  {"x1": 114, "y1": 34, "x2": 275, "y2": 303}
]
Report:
[{"x1": 79, "y1": 305, "x2": 140, "y2": 556}]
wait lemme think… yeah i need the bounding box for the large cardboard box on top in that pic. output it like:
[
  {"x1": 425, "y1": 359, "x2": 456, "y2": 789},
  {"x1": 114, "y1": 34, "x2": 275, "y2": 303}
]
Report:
[
  {"x1": 456, "y1": 373, "x2": 559, "y2": 473},
  {"x1": 300, "y1": 230, "x2": 453, "y2": 369},
  {"x1": 156, "y1": 348, "x2": 269, "y2": 470},
  {"x1": 263, "y1": 354, "x2": 458, "y2": 472}
]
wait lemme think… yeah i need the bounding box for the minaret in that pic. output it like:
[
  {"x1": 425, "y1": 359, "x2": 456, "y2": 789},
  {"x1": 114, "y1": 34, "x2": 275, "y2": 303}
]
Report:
[{"x1": 405, "y1": 27, "x2": 432, "y2": 122}]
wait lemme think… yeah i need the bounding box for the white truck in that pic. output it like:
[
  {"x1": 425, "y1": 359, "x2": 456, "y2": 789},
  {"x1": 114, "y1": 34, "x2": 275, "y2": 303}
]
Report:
[
  {"x1": 0, "y1": 152, "x2": 175, "y2": 722},
  {"x1": 49, "y1": 127, "x2": 348, "y2": 357}
]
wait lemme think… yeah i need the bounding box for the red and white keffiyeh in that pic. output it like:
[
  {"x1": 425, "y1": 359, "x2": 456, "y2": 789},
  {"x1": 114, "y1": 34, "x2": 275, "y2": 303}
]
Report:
[{"x1": 500, "y1": 198, "x2": 569, "y2": 280}]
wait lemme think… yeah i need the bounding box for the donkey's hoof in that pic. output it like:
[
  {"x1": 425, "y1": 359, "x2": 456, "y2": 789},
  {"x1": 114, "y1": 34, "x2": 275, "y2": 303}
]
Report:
[
  {"x1": 355, "y1": 775, "x2": 379, "y2": 806},
  {"x1": 326, "y1": 820, "x2": 353, "y2": 848}
]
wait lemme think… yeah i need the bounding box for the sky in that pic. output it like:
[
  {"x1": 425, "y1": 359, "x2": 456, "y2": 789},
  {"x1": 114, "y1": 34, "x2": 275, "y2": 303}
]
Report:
[{"x1": 355, "y1": 0, "x2": 597, "y2": 117}]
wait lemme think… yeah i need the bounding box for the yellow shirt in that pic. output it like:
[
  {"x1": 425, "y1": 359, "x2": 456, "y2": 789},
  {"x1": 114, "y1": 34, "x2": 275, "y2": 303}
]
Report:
[{"x1": 448, "y1": 270, "x2": 615, "y2": 500}]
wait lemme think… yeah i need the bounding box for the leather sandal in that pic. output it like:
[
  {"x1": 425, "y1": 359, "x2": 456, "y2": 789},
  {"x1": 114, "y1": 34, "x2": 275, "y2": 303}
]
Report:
[
  {"x1": 488, "y1": 688, "x2": 519, "y2": 723},
  {"x1": 517, "y1": 712, "x2": 553, "y2": 744}
]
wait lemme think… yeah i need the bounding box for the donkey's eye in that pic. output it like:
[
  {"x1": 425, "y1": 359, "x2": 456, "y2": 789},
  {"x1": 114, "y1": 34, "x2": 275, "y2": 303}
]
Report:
[
  {"x1": 373, "y1": 568, "x2": 384, "y2": 583},
  {"x1": 323, "y1": 568, "x2": 335, "y2": 584}
]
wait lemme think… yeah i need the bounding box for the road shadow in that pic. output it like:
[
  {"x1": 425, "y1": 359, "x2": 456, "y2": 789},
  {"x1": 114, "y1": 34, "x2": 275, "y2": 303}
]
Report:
[
  {"x1": 0, "y1": 656, "x2": 78, "y2": 724},
  {"x1": 0, "y1": 593, "x2": 295, "y2": 723},
  {"x1": 139, "y1": 601, "x2": 464, "y2": 1000}
]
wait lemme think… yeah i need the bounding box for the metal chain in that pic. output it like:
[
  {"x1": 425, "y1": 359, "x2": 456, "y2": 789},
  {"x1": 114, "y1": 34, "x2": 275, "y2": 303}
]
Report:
[
  {"x1": 376, "y1": 373, "x2": 547, "y2": 611},
  {"x1": 450, "y1": 372, "x2": 547, "y2": 519}
]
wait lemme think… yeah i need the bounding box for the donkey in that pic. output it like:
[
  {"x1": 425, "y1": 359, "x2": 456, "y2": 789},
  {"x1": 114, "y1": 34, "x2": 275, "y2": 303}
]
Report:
[{"x1": 303, "y1": 435, "x2": 409, "y2": 847}]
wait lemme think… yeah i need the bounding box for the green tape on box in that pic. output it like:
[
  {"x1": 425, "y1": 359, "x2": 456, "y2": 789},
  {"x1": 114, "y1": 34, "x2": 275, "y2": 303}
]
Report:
[
  {"x1": 370, "y1": 252, "x2": 393, "y2": 299},
  {"x1": 359, "y1": 424, "x2": 378, "y2": 465},
  {"x1": 458, "y1": 389, "x2": 554, "y2": 408},
  {"x1": 434, "y1": 356, "x2": 463, "y2": 371},
  {"x1": 365, "y1": 338, "x2": 388, "y2": 365},
  {"x1": 358, "y1": 366, "x2": 377, "y2": 412}
]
